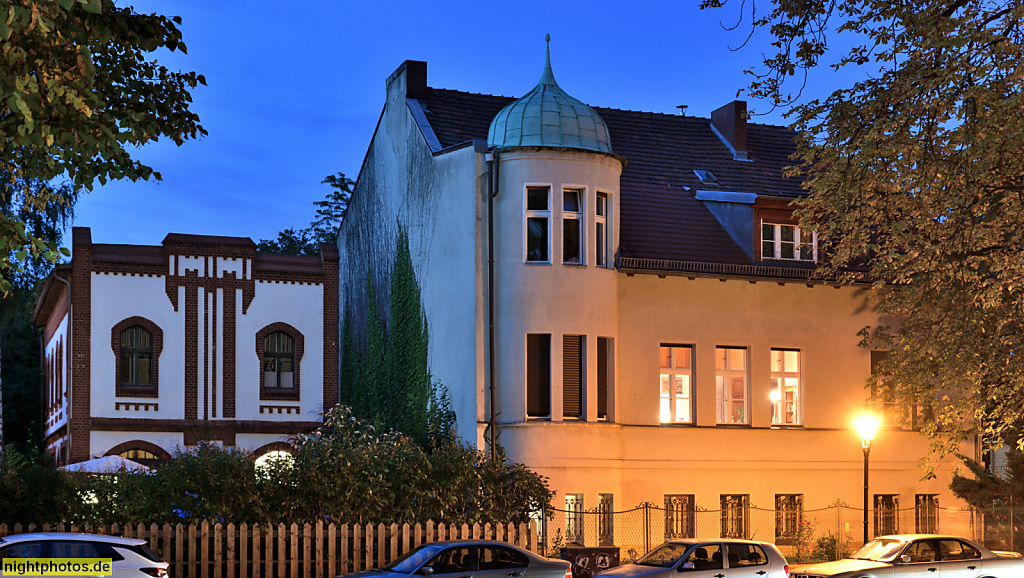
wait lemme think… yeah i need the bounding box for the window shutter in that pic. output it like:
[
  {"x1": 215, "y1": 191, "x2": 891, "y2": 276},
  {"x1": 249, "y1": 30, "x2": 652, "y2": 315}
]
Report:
[
  {"x1": 563, "y1": 335, "x2": 583, "y2": 418},
  {"x1": 527, "y1": 334, "x2": 551, "y2": 417}
]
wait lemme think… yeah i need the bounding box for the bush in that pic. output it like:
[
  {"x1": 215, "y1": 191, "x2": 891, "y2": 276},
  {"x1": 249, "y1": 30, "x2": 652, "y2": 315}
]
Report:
[{"x1": 0, "y1": 405, "x2": 553, "y2": 526}]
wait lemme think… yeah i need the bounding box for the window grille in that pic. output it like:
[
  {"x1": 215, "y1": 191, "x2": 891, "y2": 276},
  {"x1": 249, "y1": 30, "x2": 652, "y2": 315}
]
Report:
[
  {"x1": 665, "y1": 494, "x2": 695, "y2": 539},
  {"x1": 721, "y1": 494, "x2": 749, "y2": 538},
  {"x1": 599, "y1": 493, "x2": 614, "y2": 546},
  {"x1": 565, "y1": 493, "x2": 584, "y2": 545}
]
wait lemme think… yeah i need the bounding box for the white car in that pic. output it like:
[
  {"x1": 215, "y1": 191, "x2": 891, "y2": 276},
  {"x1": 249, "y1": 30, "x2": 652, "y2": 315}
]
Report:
[
  {"x1": 597, "y1": 539, "x2": 790, "y2": 578},
  {"x1": 0, "y1": 532, "x2": 168, "y2": 578},
  {"x1": 790, "y1": 534, "x2": 1024, "y2": 578}
]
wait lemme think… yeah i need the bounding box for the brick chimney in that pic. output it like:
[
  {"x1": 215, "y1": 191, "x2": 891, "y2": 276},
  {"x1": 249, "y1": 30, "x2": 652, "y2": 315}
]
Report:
[
  {"x1": 386, "y1": 60, "x2": 428, "y2": 100},
  {"x1": 711, "y1": 100, "x2": 748, "y2": 161}
]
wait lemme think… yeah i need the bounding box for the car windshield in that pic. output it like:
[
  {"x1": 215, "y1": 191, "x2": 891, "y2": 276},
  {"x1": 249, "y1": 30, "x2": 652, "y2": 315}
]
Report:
[
  {"x1": 384, "y1": 544, "x2": 445, "y2": 573},
  {"x1": 635, "y1": 543, "x2": 693, "y2": 567},
  {"x1": 850, "y1": 538, "x2": 908, "y2": 562}
]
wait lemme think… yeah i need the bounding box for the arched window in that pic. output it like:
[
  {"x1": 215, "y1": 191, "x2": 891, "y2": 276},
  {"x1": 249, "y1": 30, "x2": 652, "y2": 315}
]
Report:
[
  {"x1": 112, "y1": 317, "x2": 162, "y2": 398},
  {"x1": 105, "y1": 440, "x2": 172, "y2": 468},
  {"x1": 263, "y1": 331, "x2": 295, "y2": 390},
  {"x1": 256, "y1": 323, "x2": 303, "y2": 401},
  {"x1": 120, "y1": 326, "x2": 153, "y2": 386}
]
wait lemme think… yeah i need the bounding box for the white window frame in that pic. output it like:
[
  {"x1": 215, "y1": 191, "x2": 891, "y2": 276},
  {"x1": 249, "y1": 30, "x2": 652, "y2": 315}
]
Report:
[
  {"x1": 563, "y1": 187, "x2": 585, "y2": 265},
  {"x1": 716, "y1": 347, "x2": 748, "y2": 424},
  {"x1": 770, "y1": 349, "x2": 802, "y2": 425},
  {"x1": 525, "y1": 185, "x2": 551, "y2": 264},
  {"x1": 761, "y1": 221, "x2": 818, "y2": 262},
  {"x1": 595, "y1": 191, "x2": 610, "y2": 268},
  {"x1": 659, "y1": 344, "x2": 693, "y2": 424}
]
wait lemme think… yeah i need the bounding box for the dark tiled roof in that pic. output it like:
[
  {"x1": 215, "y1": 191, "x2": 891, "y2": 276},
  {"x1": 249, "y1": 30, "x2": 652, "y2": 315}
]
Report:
[{"x1": 421, "y1": 88, "x2": 805, "y2": 268}]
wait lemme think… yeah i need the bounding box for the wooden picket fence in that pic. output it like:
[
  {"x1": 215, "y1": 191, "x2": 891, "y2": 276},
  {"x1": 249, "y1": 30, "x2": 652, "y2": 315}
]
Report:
[{"x1": 0, "y1": 520, "x2": 539, "y2": 578}]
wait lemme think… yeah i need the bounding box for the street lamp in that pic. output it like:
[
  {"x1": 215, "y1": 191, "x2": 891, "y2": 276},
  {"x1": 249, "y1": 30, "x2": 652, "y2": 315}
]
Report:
[{"x1": 854, "y1": 413, "x2": 880, "y2": 544}]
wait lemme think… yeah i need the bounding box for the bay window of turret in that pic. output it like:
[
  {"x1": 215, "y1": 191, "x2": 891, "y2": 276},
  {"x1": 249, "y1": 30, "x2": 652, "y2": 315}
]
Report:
[
  {"x1": 563, "y1": 188, "x2": 584, "y2": 265},
  {"x1": 525, "y1": 186, "x2": 551, "y2": 263}
]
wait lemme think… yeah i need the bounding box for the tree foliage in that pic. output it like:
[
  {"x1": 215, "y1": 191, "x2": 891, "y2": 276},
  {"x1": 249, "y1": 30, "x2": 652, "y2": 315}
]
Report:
[
  {"x1": 0, "y1": 169, "x2": 77, "y2": 449},
  {"x1": 704, "y1": 0, "x2": 1024, "y2": 459},
  {"x1": 257, "y1": 172, "x2": 354, "y2": 255},
  {"x1": 0, "y1": 0, "x2": 205, "y2": 292}
]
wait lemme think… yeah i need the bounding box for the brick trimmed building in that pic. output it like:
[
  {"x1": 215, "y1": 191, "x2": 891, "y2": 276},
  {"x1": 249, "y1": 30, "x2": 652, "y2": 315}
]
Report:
[{"x1": 34, "y1": 227, "x2": 339, "y2": 465}]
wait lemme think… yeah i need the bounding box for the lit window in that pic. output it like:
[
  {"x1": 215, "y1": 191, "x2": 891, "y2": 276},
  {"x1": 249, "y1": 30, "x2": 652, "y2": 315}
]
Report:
[
  {"x1": 120, "y1": 326, "x2": 153, "y2": 386},
  {"x1": 659, "y1": 345, "x2": 692, "y2": 424},
  {"x1": 563, "y1": 188, "x2": 583, "y2": 265},
  {"x1": 770, "y1": 349, "x2": 801, "y2": 425},
  {"x1": 716, "y1": 347, "x2": 748, "y2": 424},
  {"x1": 595, "y1": 192, "x2": 610, "y2": 268},
  {"x1": 761, "y1": 222, "x2": 817, "y2": 261},
  {"x1": 525, "y1": 186, "x2": 550, "y2": 263},
  {"x1": 263, "y1": 331, "x2": 295, "y2": 389}
]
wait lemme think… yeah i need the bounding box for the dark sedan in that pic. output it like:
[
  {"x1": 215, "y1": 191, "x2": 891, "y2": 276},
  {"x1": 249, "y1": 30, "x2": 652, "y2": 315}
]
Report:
[{"x1": 336, "y1": 540, "x2": 571, "y2": 578}]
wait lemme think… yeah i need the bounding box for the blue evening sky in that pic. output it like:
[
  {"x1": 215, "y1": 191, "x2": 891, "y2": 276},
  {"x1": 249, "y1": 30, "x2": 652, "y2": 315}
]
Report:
[{"x1": 74, "y1": 1, "x2": 856, "y2": 246}]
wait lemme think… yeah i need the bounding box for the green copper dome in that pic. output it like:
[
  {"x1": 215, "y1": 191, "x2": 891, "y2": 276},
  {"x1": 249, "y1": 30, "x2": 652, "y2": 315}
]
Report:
[{"x1": 488, "y1": 36, "x2": 612, "y2": 153}]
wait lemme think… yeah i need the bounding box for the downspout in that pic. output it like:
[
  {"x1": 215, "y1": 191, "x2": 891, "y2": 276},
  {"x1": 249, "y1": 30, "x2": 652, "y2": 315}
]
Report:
[
  {"x1": 486, "y1": 150, "x2": 499, "y2": 460},
  {"x1": 53, "y1": 274, "x2": 71, "y2": 464}
]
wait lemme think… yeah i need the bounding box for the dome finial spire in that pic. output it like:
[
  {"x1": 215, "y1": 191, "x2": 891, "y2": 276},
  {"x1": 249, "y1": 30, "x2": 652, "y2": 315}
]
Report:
[{"x1": 539, "y1": 33, "x2": 556, "y2": 85}]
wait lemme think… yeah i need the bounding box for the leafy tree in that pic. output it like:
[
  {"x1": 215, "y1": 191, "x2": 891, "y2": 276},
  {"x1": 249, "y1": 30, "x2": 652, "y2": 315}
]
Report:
[
  {"x1": 257, "y1": 172, "x2": 354, "y2": 255},
  {"x1": 0, "y1": 0, "x2": 206, "y2": 293},
  {"x1": 703, "y1": 0, "x2": 1024, "y2": 460},
  {"x1": 0, "y1": 171, "x2": 76, "y2": 450}
]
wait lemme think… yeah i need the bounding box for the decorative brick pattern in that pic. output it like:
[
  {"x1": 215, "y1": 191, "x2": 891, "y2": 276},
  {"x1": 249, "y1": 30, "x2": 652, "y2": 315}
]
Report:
[
  {"x1": 69, "y1": 227, "x2": 93, "y2": 463},
  {"x1": 115, "y1": 402, "x2": 159, "y2": 412},
  {"x1": 259, "y1": 405, "x2": 301, "y2": 415},
  {"x1": 321, "y1": 243, "x2": 340, "y2": 409}
]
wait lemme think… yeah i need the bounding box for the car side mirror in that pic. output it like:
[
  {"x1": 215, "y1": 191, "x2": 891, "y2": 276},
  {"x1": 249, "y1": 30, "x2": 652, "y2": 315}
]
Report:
[
  {"x1": 677, "y1": 562, "x2": 695, "y2": 572},
  {"x1": 899, "y1": 555, "x2": 911, "y2": 564},
  {"x1": 419, "y1": 567, "x2": 434, "y2": 575}
]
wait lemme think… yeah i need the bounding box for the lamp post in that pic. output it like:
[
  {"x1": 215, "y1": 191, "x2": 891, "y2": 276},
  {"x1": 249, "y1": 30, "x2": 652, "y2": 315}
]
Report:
[{"x1": 854, "y1": 413, "x2": 880, "y2": 544}]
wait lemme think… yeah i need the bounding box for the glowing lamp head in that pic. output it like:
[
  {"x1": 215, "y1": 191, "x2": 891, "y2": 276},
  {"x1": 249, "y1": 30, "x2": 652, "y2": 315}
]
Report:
[
  {"x1": 855, "y1": 413, "x2": 880, "y2": 446},
  {"x1": 769, "y1": 389, "x2": 782, "y2": 403}
]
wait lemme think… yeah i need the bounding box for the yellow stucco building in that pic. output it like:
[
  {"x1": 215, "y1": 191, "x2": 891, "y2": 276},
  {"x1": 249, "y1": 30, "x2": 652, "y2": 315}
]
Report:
[{"x1": 337, "y1": 47, "x2": 977, "y2": 552}]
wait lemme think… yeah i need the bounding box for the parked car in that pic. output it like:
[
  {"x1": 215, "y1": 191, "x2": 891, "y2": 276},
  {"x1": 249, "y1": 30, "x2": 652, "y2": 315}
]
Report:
[
  {"x1": 790, "y1": 534, "x2": 1024, "y2": 578},
  {"x1": 597, "y1": 539, "x2": 790, "y2": 578},
  {"x1": 334, "y1": 540, "x2": 571, "y2": 578},
  {"x1": 0, "y1": 532, "x2": 168, "y2": 578}
]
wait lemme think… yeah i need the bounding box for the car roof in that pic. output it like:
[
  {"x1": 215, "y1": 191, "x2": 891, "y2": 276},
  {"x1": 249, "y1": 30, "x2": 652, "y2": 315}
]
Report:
[
  {"x1": 664, "y1": 538, "x2": 776, "y2": 546},
  {"x1": 873, "y1": 534, "x2": 975, "y2": 541},
  {"x1": 0, "y1": 533, "x2": 146, "y2": 547}
]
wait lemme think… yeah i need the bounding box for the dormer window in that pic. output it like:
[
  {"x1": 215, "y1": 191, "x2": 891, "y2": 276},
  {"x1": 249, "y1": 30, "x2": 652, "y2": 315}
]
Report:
[
  {"x1": 761, "y1": 222, "x2": 817, "y2": 262},
  {"x1": 694, "y1": 170, "x2": 718, "y2": 185}
]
